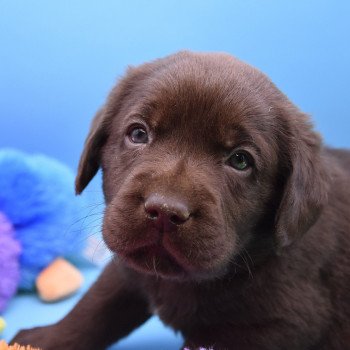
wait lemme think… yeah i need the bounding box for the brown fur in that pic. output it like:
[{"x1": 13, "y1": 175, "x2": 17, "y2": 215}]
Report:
[{"x1": 13, "y1": 51, "x2": 350, "y2": 349}]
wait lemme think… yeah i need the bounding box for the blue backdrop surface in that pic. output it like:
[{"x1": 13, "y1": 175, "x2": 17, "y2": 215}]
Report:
[
  {"x1": 1, "y1": 0, "x2": 349, "y2": 171},
  {"x1": 0, "y1": 0, "x2": 349, "y2": 348}
]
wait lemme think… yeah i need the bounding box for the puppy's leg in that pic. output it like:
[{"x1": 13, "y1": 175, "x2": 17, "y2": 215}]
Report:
[{"x1": 12, "y1": 260, "x2": 151, "y2": 350}]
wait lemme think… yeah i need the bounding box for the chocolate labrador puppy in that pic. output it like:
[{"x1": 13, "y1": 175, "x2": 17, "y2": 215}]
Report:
[{"x1": 13, "y1": 52, "x2": 350, "y2": 349}]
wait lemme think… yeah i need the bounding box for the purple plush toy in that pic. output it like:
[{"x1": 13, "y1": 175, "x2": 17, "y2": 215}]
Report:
[{"x1": 0, "y1": 212, "x2": 21, "y2": 312}]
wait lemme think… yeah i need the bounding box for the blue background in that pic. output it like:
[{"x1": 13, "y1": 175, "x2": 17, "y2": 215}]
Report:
[
  {"x1": 1, "y1": 0, "x2": 350, "y2": 171},
  {"x1": 0, "y1": 0, "x2": 349, "y2": 348}
]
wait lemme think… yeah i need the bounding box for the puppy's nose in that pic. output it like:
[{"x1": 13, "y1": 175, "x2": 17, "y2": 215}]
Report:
[{"x1": 144, "y1": 194, "x2": 190, "y2": 231}]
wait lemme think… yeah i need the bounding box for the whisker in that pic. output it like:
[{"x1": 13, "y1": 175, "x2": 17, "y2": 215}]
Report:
[
  {"x1": 152, "y1": 256, "x2": 159, "y2": 279},
  {"x1": 91, "y1": 239, "x2": 109, "y2": 264},
  {"x1": 80, "y1": 201, "x2": 105, "y2": 209},
  {"x1": 239, "y1": 251, "x2": 253, "y2": 280},
  {"x1": 62, "y1": 211, "x2": 103, "y2": 237}
]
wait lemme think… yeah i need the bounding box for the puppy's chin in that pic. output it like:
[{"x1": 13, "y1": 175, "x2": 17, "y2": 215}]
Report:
[
  {"x1": 118, "y1": 245, "x2": 189, "y2": 280},
  {"x1": 119, "y1": 250, "x2": 230, "y2": 281},
  {"x1": 106, "y1": 237, "x2": 233, "y2": 281}
]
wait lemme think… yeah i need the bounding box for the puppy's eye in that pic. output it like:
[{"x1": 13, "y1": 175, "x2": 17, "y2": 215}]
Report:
[
  {"x1": 127, "y1": 125, "x2": 149, "y2": 144},
  {"x1": 226, "y1": 152, "x2": 252, "y2": 171}
]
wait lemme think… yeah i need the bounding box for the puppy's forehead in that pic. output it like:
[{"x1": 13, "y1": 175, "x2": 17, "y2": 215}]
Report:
[{"x1": 120, "y1": 52, "x2": 281, "y2": 148}]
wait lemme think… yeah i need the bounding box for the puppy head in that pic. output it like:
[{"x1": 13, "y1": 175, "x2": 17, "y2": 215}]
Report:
[{"x1": 76, "y1": 52, "x2": 328, "y2": 280}]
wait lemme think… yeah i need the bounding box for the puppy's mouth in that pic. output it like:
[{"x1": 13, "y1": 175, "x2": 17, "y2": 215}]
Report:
[{"x1": 120, "y1": 244, "x2": 188, "y2": 278}]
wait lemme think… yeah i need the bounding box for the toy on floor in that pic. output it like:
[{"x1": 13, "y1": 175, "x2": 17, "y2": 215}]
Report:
[
  {"x1": 0, "y1": 340, "x2": 41, "y2": 350},
  {"x1": 0, "y1": 149, "x2": 89, "y2": 312},
  {"x1": 36, "y1": 257, "x2": 83, "y2": 301}
]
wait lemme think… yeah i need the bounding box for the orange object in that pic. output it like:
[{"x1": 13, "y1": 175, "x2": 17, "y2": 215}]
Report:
[
  {"x1": 36, "y1": 257, "x2": 84, "y2": 302},
  {"x1": 0, "y1": 340, "x2": 41, "y2": 350}
]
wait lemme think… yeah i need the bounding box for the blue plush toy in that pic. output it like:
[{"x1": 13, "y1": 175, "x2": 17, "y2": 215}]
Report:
[{"x1": 0, "y1": 149, "x2": 89, "y2": 311}]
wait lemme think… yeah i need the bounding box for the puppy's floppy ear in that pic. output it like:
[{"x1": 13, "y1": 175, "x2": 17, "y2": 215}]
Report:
[
  {"x1": 75, "y1": 66, "x2": 146, "y2": 195},
  {"x1": 75, "y1": 108, "x2": 109, "y2": 194},
  {"x1": 274, "y1": 112, "x2": 329, "y2": 248}
]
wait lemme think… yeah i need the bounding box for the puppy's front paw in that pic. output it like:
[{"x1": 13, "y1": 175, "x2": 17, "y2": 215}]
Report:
[{"x1": 11, "y1": 325, "x2": 64, "y2": 350}]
